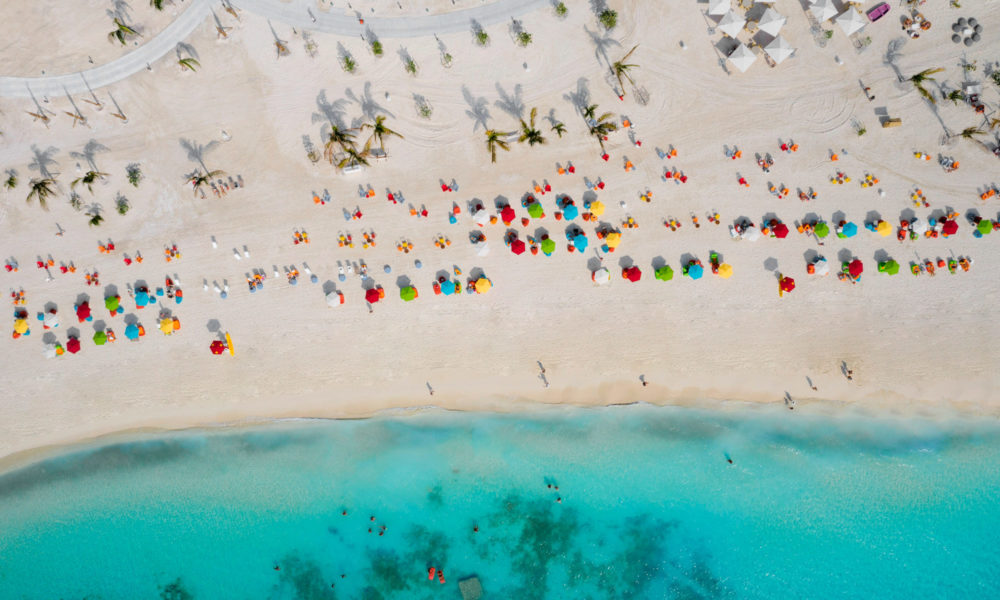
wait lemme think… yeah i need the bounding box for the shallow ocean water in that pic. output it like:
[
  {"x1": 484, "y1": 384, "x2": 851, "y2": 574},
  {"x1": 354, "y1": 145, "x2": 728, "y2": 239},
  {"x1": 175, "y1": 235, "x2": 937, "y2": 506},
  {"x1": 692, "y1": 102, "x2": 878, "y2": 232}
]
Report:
[{"x1": 0, "y1": 404, "x2": 998, "y2": 599}]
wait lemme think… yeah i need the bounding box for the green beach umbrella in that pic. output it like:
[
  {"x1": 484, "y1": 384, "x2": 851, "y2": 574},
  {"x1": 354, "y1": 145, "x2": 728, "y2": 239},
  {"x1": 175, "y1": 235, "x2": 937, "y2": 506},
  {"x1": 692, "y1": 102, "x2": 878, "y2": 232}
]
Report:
[
  {"x1": 400, "y1": 286, "x2": 417, "y2": 302},
  {"x1": 527, "y1": 203, "x2": 544, "y2": 219},
  {"x1": 93, "y1": 330, "x2": 107, "y2": 345},
  {"x1": 814, "y1": 222, "x2": 830, "y2": 238},
  {"x1": 540, "y1": 238, "x2": 556, "y2": 256},
  {"x1": 977, "y1": 219, "x2": 992, "y2": 235},
  {"x1": 105, "y1": 296, "x2": 119, "y2": 312},
  {"x1": 654, "y1": 265, "x2": 674, "y2": 281},
  {"x1": 878, "y1": 260, "x2": 900, "y2": 275}
]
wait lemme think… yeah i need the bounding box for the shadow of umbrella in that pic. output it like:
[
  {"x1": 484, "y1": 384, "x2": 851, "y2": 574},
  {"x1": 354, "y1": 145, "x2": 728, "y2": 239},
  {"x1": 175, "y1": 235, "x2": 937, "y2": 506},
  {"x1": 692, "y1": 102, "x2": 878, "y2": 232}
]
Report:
[
  {"x1": 206, "y1": 319, "x2": 221, "y2": 333},
  {"x1": 763, "y1": 257, "x2": 779, "y2": 271}
]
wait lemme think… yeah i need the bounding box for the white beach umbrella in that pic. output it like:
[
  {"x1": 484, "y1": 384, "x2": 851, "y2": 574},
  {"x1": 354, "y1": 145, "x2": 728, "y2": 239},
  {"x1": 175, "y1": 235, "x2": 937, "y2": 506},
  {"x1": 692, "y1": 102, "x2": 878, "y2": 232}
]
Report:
[
  {"x1": 813, "y1": 258, "x2": 830, "y2": 277},
  {"x1": 758, "y1": 7, "x2": 786, "y2": 36},
  {"x1": 810, "y1": 0, "x2": 837, "y2": 23},
  {"x1": 718, "y1": 10, "x2": 746, "y2": 38},
  {"x1": 763, "y1": 35, "x2": 795, "y2": 64},
  {"x1": 728, "y1": 43, "x2": 757, "y2": 73},
  {"x1": 742, "y1": 224, "x2": 761, "y2": 241},
  {"x1": 42, "y1": 343, "x2": 58, "y2": 359},
  {"x1": 475, "y1": 241, "x2": 490, "y2": 257},
  {"x1": 835, "y1": 8, "x2": 866, "y2": 35},
  {"x1": 708, "y1": 0, "x2": 730, "y2": 16},
  {"x1": 43, "y1": 312, "x2": 59, "y2": 329},
  {"x1": 592, "y1": 267, "x2": 611, "y2": 285},
  {"x1": 472, "y1": 209, "x2": 490, "y2": 227},
  {"x1": 910, "y1": 219, "x2": 928, "y2": 235},
  {"x1": 325, "y1": 291, "x2": 343, "y2": 307}
]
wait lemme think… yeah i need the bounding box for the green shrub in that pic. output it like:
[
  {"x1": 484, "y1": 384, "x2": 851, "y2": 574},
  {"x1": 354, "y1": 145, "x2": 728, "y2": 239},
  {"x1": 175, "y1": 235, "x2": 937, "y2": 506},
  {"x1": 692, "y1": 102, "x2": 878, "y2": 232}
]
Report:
[{"x1": 599, "y1": 9, "x2": 617, "y2": 30}]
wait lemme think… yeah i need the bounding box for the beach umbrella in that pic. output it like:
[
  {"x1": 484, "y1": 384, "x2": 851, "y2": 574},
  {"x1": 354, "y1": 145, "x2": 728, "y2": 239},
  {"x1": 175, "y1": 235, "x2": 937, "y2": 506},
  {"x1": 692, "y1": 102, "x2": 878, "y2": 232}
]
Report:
[
  {"x1": 942, "y1": 220, "x2": 958, "y2": 236},
  {"x1": 400, "y1": 286, "x2": 417, "y2": 302},
  {"x1": 728, "y1": 43, "x2": 756, "y2": 73},
  {"x1": 326, "y1": 291, "x2": 344, "y2": 307},
  {"x1": 708, "y1": 0, "x2": 729, "y2": 16},
  {"x1": 978, "y1": 220, "x2": 993, "y2": 235},
  {"x1": 93, "y1": 330, "x2": 107, "y2": 345},
  {"x1": 848, "y1": 259, "x2": 864, "y2": 278},
  {"x1": 500, "y1": 206, "x2": 516, "y2": 225},
  {"x1": 475, "y1": 278, "x2": 492, "y2": 294},
  {"x1": 814, "y1": 222, "x2": 830, "y2": 238},
  {"x1": 876, "y1": 221, "x2": 892, "y2": 237},
  {"x1": 475, "y1": 241, "x2": 490, "y2": 256},
  {"x1": 592, "y1": 267, "x2": 611, "y2": 285},
  {"x1": 135, "y1": 291, "x2": 149, "y2": 308},
  {"x1": 527, "y1": 203, "x2": 544, "y2": 219},
  {"x1": 66, "y1": 337, "x2": 81, "y2": 354},
  {"x1": 105, "y1": 296, "x2": 120, "y2": 313},
  {"x1": 742, "y1": 225, "x2": 761, "y2": 242},
  {"x1": 440, "y1": 280, "x2": 456, "y2": 295},
  {"x1": 365, "y1": 288, "x2": 381, "y2": 304},
  {"x1": 541, "y1": 238, "x2": 556, "y2": 255},
  {"x1": 687, "y1": 263, "x2": 704, "y2": 280},
  {"x1": 624, "y1": 266, "x2": 642, "y2": 282},
  {"x1": 473, "y1": 209, "x2": 490, "y2": 226},
  {"x1": 838, "y1": 222, "x2": 858, "y2": 238},
  {"x1": 879, "y1": 259, "x2": 900, "y2": 275},
  {"x1": 14, "y1": 319, "x2": 28, "y2": 334},
  {"x1": 654, "y1": 265, "x2": 674, "y2": 281},
  {"x1": 562, "y1": 203, "x2": 579, "y2": 221},
  {"x1": 124, "y1": 323, "x2": 139, "y2": 340},
  {"x1": 814, "y1": 258, "x2": 830, "y2": 276},
  {"x1": 44, "y1": 312, "x2": 59, "y2": 329},
  {"x1": 758, "y1": 7, "x2": 786, "y2": 36},
  {"x1": 225, "y1": 332, "x2": 235, "y2": 356},
  {"x1": 910, "y1": 219, "x2": 928, "y2": 235},
  {"x1": 718, "y1": 10, "x2": 745, "y2": 37},
  {"x1": 42, "y1": 343, "x2": 58, "y2": 359},
  {"x1": 810, "y1": 0, "x2": 837, "y2": 22},
  {"x1": 772, "y1": 223, "x2": 789, "y2": 238},
  {"x1": 159, "y1": 318, "x2": 174, "y2": 335},
  {"x1": 510, "y1": 239, "x2": 526, "y2": 255},
  {"x1": 835, "y1": 8, "x2": 866, "y2": 35},
  {"x1": 589, "y1": 200, "x2": 605, "y2": 217},
  {"x1": 605, "y1": 232, "x2": 621, "y2": 249},
  {"x1": 717, "y1": 263, "x2": 734, "y2": 279},
  {"x1": 763, "y1": 35, "x2": 794, "y2": 65},
  {"x1": 573, "y1": 234, "x2": 589, "y2": 253},
  {"x1": 779, "y1": 276, "x2": 796, "y2": 293},
  {"x1": 76, "y1": 302, "x2": 91, "y2": 322},
  {"x1": 210, "y1": 340, "x2": 226, "y2": 355}
]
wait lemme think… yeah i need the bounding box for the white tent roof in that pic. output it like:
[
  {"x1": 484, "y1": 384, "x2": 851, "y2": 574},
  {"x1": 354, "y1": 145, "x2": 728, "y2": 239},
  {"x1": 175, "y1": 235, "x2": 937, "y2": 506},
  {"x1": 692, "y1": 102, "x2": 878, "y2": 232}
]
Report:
[
  {"x1": 835, "y1": 8, "x2": 866, "y2": 35},
  {"x1": 758, "y1": 7, "x2": 786, "y2": 36},
  {"x1": 810, "y1": 0, "x2": 837, "y2": 22},
  {"x1": 718, "y1": 10, "x2": 746, "y2": 38},
  {"x1": 728, "y1": 43, "x2": 756, "y2": 73},
  {"x1": 708, "y1": 0, "x2": 730, "y2": 16},
  {"x1": 763, "y1": 35, "x2": 795, "y2": 64}
]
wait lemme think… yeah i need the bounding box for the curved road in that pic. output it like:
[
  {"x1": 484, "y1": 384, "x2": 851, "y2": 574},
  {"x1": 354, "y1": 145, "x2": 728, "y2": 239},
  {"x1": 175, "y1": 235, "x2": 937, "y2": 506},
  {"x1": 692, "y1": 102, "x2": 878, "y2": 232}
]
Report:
[{"x1": 0, "y1": 0, "x2": 548, "y2": 99}]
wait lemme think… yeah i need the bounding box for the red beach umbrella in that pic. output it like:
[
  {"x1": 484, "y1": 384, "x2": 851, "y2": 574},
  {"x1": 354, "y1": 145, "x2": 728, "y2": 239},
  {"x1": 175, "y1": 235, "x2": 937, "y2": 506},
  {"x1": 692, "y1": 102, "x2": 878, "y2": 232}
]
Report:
[
  {"x1": 365, "y1": 288, "x2": 381, "y2": 304},
  {"x1": 942, "y1": 220, "x2": 958, "y2": 236},
  {"x1": 779, "y1": 277, "x2": 796, "y2": 293},
  {"x1": 624, "y1": 266, "x2": 642, "y2": 282},
  {"x1": 772, "y1": 223, "x2": 789, "y2": 239},
  {"x1": 66, "y1": 337, "x2": 81, "y2": 354},
  {"x1": 501, "y1": 206, "x2": 516, "y2": 225},
  {"x1": 76, "y1": 302, "x2": 91, "y2": 322},
  {"x1": 848, "y1": 259, "x2": 864, "y2": 278},
  {"x1": 510, "y1": 239, "x2": 526, "y2": 255},
  {"x1": 210, "y1": 340, "x2": 227, "y2": 355}
]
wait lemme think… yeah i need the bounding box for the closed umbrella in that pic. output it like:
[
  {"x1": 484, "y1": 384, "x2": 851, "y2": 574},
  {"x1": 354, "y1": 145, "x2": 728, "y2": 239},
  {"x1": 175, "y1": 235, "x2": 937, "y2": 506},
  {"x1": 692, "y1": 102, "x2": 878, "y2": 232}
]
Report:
[
  {"x1": 573, "y1": 234, "x2": 588, "y2": 253},
  {"x1": 366, "y1": 288, "x2": 381, "y2": 304},
  {"x1": 814, "y1": 222, "x2": 830, "y2": 238},
  {"x1": 654, "y1": 265, "x2": 674, "y2": 281},
  {"x1": 475, "y1": 278, "x2": 492, "y2": 294},
  {"x1": 717, "y1": 263, "x2": 734, "y2": 279},
  {"x1": 125, "y1": 323, "x2": 140, "y2": 340},
  {"x1": 76, "y1": 302, "x2": 91, "y2": 322},
  {"x1": 876, "y1": 221, "x2": 892, "y2": 237},
  {"x1": 562, "y1": 203, "x2": 579, "y2": 221},
  {"x1": 686, "y1": 263, "x2": 704, "y2": 280},
  {"x1": 400, "y1": 286, "x2": 417, "y2": 302},
  {"x1": 592, "y1": 268, "x2": 611, "y2": 285},
  {"x1": 93, "y1": 330, "x2": 107, "y2": 345},
  {"x1": 527, "y1": 203, "x2": 544, "y2": 219},
  {"x1": 942, "y1": 220, "x2": 958, "y2": 236},
  {"x1": 624, "y1": 266, "x2": 642, "y2": 282},
  {"x1": 501, "y1": 206, "x2": 516, "y2": 224},
  {"x1": 510, "y1": 239, "x2": 526, "y2": 255},
  {"x1": 772, "y1": 223, "x2": 789, "y2": 238},
  {"x1": 541, "y1": 238, "x2": 556, "y2": 256},
  {"x1": 848, "y1": 259, "x2": 864, "y2": 278},
  {"x1": 589, "y1": 200, "x2": 605, "y2": 217}
]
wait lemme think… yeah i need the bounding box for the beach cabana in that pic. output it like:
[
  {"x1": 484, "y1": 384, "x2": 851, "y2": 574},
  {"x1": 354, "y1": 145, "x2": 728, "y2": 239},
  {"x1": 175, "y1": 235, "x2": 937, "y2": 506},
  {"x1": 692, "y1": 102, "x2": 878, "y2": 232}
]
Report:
[
  {"x1": 474, "y1": 278, "x2": 492, "y2": 294},
  {"x1": 718, "y1": 10, "x2": 745, "y2": 38},
  {"x1": 400, "y1": 286, "x2": 417, "y2": 302},
  {"x1": 708, "y1": 0, "x2": 729, "y2": 16},
  {"x1": 654, "y1": 265, "x2": 674, "y2": 281},
  {"x1": 835, "y1": 8, "x2": 866, "y2": 35},
  {"x1": 623, "y1": 266, "x2": 642, "y2": 282},
  {"x1": 365, "y1": 288, "x2": 381, "y2": 304},
  {"x1": 728, "y1": 44, "x2": 756, "y2": 73},
  {"x1": 757, "y1": 7, "x2": 786, "y2": 36},
  {"x1": 593, "y1": 268, "x2": 611, "y2": 285},
  {"x1": 718, "y1": 263, "x2": 734, "y2": 279},
  {"x1": 124, "y1": 323, "x2": 140, "y2": 340},
  {"x1": 763, "y1": 36, "x2": 795, "y2": 64},
  {"x1": 326, "y1": 291, "x2": 344, "y2": 307},
  {"x1": 810, "y1": 0, "x2": 837, "y2": 22},
  {"x1": 66, "y1": 337, "x2": 81, "y2": 354},
  {"x1": 510, "y1": 239, "x2": 526, "y2": 255}
]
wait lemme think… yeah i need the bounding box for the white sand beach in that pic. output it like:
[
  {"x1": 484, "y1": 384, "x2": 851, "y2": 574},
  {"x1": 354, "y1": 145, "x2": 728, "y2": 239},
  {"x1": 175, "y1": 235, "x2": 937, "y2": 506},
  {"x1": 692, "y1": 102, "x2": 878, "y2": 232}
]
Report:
[{"x1": 1, "y1": 0, "x2": 999, "y2": 463}]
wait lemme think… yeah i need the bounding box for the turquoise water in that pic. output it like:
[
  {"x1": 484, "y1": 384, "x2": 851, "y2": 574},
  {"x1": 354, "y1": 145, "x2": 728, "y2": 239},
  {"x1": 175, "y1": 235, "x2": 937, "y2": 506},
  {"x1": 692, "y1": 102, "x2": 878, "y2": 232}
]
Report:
[{"x1": 0, "y1": 405, "x2": 998, "y2": 599}]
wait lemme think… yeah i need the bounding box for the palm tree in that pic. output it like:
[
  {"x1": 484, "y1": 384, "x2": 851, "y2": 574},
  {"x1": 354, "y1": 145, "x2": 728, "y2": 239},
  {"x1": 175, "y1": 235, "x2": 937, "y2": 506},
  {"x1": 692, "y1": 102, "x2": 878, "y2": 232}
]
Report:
[
  {"x1": 26, "y1": 178, "x2": 56, "y2": 210},
  {"x1": 988, "y1": 117, "x2": 1000, "y2": 131},
  {"x1": 178, "y1": 58, "x2": 200, "y2": 71},
  {"x1": 551, "y1": 121, "x2": 567, "y2": 138},
  {"x1": 71, "y1": 170, "x2": 108, "y2": 194},
  {"x1": 361, "y1": 115, "x2": 403, "y2": 154},
  {"x1": 485, "y1": 129, "x2": 512, "y2": 163},
  {"x1": 582, "y1": 104, "x2": 618, "y2": 150},
  {"x1": 107, "y1": 19, "x2": 140, "y2": 46},
  {"x1": 518, "y1": 107, "x2": 546, "y2": 146},
  {"x1": 87, "y1": 211, "x2": 105, "y2": 227},
  {"x1": 947, "y1": 90, "x2": 965, "y2": 105},
  {"x1": 908, "y1": 68, "x2": 944, "y2": 104},
  {"x1": 611, "y1": 45, "x2": 639, "y2": 97},
  {"x1": 337, "y1": 147, "x2": 370, "y2": 169},
  {"x1": 150, "y1": 0, "x2": 165, "y2": 9},
  {"x1": 323, "y1": 125, "x2": 358, "y2": 165},
  {"x1": 188, "y1": 169, "x2": 225, "y2": 195}
]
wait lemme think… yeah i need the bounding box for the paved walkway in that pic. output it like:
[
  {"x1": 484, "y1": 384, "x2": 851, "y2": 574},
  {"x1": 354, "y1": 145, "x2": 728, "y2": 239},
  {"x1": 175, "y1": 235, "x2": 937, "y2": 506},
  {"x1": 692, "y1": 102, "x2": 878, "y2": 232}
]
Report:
[{"x1": 0, "y1": 0, "x2": 548, "y2": 98}]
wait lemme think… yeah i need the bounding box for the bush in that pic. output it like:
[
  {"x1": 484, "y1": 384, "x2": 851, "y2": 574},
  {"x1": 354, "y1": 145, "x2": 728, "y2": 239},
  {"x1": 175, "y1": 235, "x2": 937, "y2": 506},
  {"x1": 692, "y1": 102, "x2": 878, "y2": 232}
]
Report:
[
  {"x1": 516, "y1": 31, "x2": 532, "y2": 47},
  {"x1": 342, "y1": 55, "x2": 356, "y2": 73},
  {"x1": 555, "y1": 2, "x2": 567, "y2": 17},
  {"x1": 126, "y1": 163, "x2": 142, "y2": 187},
  {"x1": 476, "y1": 30, "x2": 489, "y2": 46},
  {"x1": 442, "y1": 53, "x2": 453, "y2": 67},
  {"x1": 599, "y1": 9, "x2": 617, "y2": 30},
  {"x1": 856, "y1": 126, "x2": 866, "y2": 136},
  {"x1": 415, "y1": 96, "x2": 432, "y2": 119},
  {"x1": 992, "y1": 71, "x2": 1000, "y2": 88},
  {"x1": 405, "y1": 58, "x2": 417, "y2": 75},
  {"x1": 371, "y1": 40, "x2": 383, "y2": 56},
  {"x1": 116, "y1": 195, "x2": 130, "y2": 215}
]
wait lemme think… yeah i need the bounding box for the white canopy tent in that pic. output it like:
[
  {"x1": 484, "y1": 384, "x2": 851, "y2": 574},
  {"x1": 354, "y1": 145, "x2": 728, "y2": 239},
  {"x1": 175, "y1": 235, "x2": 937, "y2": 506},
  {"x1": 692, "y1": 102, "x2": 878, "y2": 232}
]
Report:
[
  {"x1": 763, "y1": 35, "x2": 795, "y2": 64},
  {"x1": 835, "y1": 8, "x2": 866, "y2": 35},
  {"x1": 757, "y1": 7, "x2": 786, "y2": 36},
  {"x1": 810, "y1": 0, "x2": 837, "y2": 22},
  {"x1": 728, "y1": 43, "x2": 757, "y2": 73},
  {"x1": 718, "y1": 10, "x2": 746, "y2": 38},
  {"x1": 708, "y1": 0, "x2": 730, "y2": 17}
]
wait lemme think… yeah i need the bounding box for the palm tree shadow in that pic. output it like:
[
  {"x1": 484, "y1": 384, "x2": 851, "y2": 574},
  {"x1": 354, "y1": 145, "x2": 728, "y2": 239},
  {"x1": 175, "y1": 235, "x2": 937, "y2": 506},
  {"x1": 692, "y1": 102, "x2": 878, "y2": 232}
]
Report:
[
  {"x1": 463, "y1": 85, "x2": 491, "y2": 132},
  {"x1": 563, "y1": 77, "x2": 590, "y2": 116},
  {"x1": 585, "y1": 25, "x2": 620, "y2": 70},
  {"x1": 28, "y1": 145, "x2": 60, "y2": 179},
  {"x1": 70, "y1": 139, "x2": 109, "y2": 173},
  {"x1": 107, "y1": 0, "x2": 133, "y2": 24},
  {"x1": 175, "y1": 42, "x2": 199, "y2": 61},
  {"x1": 312, "y1": 89, "x2": 348, "y2": 139},
  {"x1": 882, "y1": 38, "x2": 906, "y2": 82},
  {"x1": 346, "y1": 82, "x2": 394, "y2": 121},
  {"x1": 494, "y1": 82, "x2": 525, "y2": 119},
  {"x1": 179, "y1": 138, "x2": 219, "y2": 173}
]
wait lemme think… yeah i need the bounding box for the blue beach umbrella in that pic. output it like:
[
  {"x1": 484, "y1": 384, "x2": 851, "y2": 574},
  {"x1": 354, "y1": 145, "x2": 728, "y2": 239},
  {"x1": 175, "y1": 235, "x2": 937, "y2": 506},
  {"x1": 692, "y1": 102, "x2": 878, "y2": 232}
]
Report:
[
  {"x1": 573, "y1": 234, "x2": 589, "y2": 252},
  {"x1": 562, "y1": 204, "x2": 579, "y2": 221},
  {"x1": 135, "y1": 291, "x2": 149, "y2": 307},
  {"x1": 440, "y1": 280, "x2": 456, "y2": 295},
  {"x1": 838, "y1": 222, "x2": 858, "y2": 238},
  {"x1": 124, "y1": 323, "x2": 139, "y2": 340},
  {"x1": 687, "y1": 263, "x2": 704, "y2": 280}
]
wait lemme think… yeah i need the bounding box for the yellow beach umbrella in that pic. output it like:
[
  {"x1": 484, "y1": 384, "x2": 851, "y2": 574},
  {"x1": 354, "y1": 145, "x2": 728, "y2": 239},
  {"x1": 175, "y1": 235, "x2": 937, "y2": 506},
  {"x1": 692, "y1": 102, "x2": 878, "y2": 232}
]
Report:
[
  {"x1": 14, "y1": 319, "x2": 28, "y2": 334},
  {"x1": 876, "y1": 221, "x2": 891, "y2": 237},
  {"x1": 159, "y1": 318, "x2": 174, "y2": 335},
  {"x1": 718, "y1": 263, "x2": 734, "y2": 279},
  {"x1": 475, "y1": 278, "x2": 492, "y2": 294},
  {"x1": 589, "y1": 200, "x2": 605, "y2": 217},
  {"x1": 605, "y1": 232, "x2": 621, "y2": 249},
  {"x1": 225, "y1": 332, "x2": 235, "y2": 356}
]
